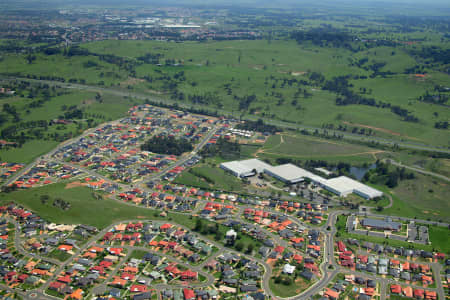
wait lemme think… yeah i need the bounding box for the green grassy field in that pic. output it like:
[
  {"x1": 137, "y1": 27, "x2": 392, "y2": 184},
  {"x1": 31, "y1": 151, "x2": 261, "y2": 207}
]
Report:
[
  {"x1": 428, "y1": 226, "x2": 450, "y2": 254},
  {"x1": 0, "y1": 53, "x2": 125, "y2": 86},
  {"x1": 82, "y1": 39, "x2": 448, "y2": 147},
  {"x1": 256, "y1": 133, "x2": 379, "y2": 163},
  {"x1": 0, "y1": 140, "x2": 59, "y2": 163},
  {"x1": 1, "y1": 38, "x2": 448, "y2": 147},
  {"x1": 173, "y1": 163, "x2": 247, "y2": 192},
  {"x1": 379, "y1": 175, "x2": 450, "y2": 222},
  {"x1": 0, "y1": 182, "x2": 163, "y2": 229}
]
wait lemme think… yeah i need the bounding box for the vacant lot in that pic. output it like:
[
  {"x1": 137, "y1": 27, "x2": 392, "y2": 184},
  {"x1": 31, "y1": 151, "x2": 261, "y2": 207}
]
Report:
[
  {"x1": 254, "y1": 133, "x2": 381, "y2": 163},
  {"x1": 0, "y1": 182, "x2": 162, "y2": 229},
  {"x1": 382, "y1": 174, "x2": 450, "y2": 222},
  {"x1": 173, "y1": 163, "x2": 247, "y2": 193}
]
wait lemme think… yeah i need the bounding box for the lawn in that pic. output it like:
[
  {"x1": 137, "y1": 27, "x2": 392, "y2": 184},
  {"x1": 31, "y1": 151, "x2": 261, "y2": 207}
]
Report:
[
  {"x1": 47, "y1": 249, "x2": 72, "y2": 262},
  {"x1": 129, "y1": 249, "x2": 149, "y2": 260},
  {"x1": 269, "y1": 277, "x2": 311, "y2": 298},
  {"x1": 0, "y1": 182, "x2": 163, "y2": 229},
  {"x1": 172, "y1": 171, "x2": 211, "y2": 190},
  {"x1": 0, "y1": 53, "x2": 125, "y2": 86},
  {"x1": 428, "y1": 226, "x2": 450, "y2": 254},
  {"x1": 0, "y1": 140, "x2": 59, "y2": 164}
]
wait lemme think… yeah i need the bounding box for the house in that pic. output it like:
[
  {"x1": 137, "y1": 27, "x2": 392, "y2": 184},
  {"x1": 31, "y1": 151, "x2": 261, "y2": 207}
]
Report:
[
  {"x1": 180, "y1": 270, "x2": 198, "y2": 280},
  {"x1": 241, "y1": 285, "x2": 258, "y2": 292},
  {"x1": 325, "y1": 288, "x2": 339, "y2": 300},
  {"x1": 70, "y1": 288, "x2": 84, "y2": 300},
  {"x1": 282, "y1": 264, "x2": 295, "y2": 275},
  {"x1": 414, "y1": 289, "x2": 425, "y2": 299},
  {"x1": 134, "y1": 292, "x2": 152, "y2": 300},
  {"x1": 49, "y1": 281, "x2": 66, "y2": 293},
  {"x1": 300, "y1": 270, "x2": 314, "y2": 281},
  {"x1": 25, "y1": 275, "x2": 40, "y2": 286},
  {"x1": 390, "y1": 284, "x2": 401, "y2": 294},
  {"x1": 130, "y1": 285, "x2": 148, "y2": 293},
  {"x1": 183, "y1": 288, "x2": 195, "y2": 300}
]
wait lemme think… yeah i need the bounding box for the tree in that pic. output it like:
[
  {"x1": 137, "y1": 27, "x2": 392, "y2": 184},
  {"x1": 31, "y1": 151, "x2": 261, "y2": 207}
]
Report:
[
  {"x1": 26, "y1": 54, "x2": 36, "y2": 64},
  {"x1": 194, "y1": 219, "x2": 203, "y2": 232},
  {"x1": 40, "y1": 194, "x2": 50, "y2": 204},
  {"x1": 282, "y1": 277, "x2": 292, "y2": 285},
  {"x1": 235, "y1": 242, "x2": 244, "y2": 252}
]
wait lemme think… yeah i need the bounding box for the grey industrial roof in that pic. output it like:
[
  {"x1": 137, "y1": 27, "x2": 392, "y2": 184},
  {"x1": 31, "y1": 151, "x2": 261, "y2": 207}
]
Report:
[{"x1": 361, "y1": 218, "x2": 401, "y2": 231}]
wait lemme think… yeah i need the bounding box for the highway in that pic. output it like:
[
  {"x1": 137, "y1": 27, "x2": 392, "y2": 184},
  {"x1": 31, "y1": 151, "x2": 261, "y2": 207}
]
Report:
[{"x1": 383, "y1": 159, "x2": 450, "y2": 183}]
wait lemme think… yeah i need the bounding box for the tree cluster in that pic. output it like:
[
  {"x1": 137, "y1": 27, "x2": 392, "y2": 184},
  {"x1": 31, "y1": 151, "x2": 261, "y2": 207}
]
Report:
[
  {"x1": 363, "y1": 161, "x2": 415, "y2": 188},
  {"x1": 236, "y1": 118, "x2": 280, "y2": 134},
  {"x1": 200, "y1": 137, "x2": 240, "y2": 160},
  {"x1": 141, "y1": 135, "x2": 193, "y2": 156}
]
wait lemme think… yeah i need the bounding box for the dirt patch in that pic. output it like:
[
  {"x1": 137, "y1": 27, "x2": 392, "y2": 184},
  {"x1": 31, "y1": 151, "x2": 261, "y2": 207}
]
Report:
[
  {"x1": 81, "y1": 98, "x2": 95, "y2": 107},
  {"x1": 291, "y1": 71, "x2": 306, "y2": 76},
  {"x1": 120, "y1": 77, "x2": 145, "y2": 86},
  {"x1": 343, "y1": 121, "x2": 402, "y2": 136},
  {"x1": 137, "y1": 216, "x2": 147, "y2": 219},
  {"x1": 65, "y1": 181, "x2": 84, "y2": 189},
  {"x1": 249, "y1": 64, "x2": 265, "y2": 70}
]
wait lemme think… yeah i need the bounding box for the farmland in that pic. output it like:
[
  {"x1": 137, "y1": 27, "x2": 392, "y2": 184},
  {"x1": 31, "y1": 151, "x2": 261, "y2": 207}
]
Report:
[{"x1": 1, "y1": 38, "x2": 448, "y2": 148}]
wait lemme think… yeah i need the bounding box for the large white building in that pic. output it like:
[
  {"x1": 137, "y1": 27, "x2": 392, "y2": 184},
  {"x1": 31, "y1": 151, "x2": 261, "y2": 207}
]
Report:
[
  {"x1": 219, "y1": 158, "x2": 271, "y2": 178},
  {"x1": 220, "y1": 159, "x2": 383, "y2": 199},
  {"x1": 323, "y1": 176, "x2": 383, "y2": 199}
]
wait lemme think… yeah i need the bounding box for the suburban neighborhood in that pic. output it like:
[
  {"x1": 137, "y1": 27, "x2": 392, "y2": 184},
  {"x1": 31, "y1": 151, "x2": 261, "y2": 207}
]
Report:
[{"x1": 0, "y1": 102, "x2": 447, "y2": 300}]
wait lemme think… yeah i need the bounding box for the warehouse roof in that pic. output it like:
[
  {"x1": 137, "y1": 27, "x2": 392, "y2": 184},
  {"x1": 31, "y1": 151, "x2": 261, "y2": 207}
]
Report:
[
  {"x1": 220, "y1": 159, "x2": 382, "y2": 199},
  {"x1": 361, "y1": 218, "x2": 401, "y2": 231},
  {"x1": 239, "y1": 159, "x2": 272, "y2": 173},
  {"x1": 325, "y1": 176, "x2": 383, "y2": 199},
  {"x1": 265, "y1": 164, "x2": 310, "y2": 183},
  {"x1": 220, "y1": 159, "x2": 271, "y2": 177},
  {"x1": 220, "y1": 161, "x2": 253, "y2": 176}
]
